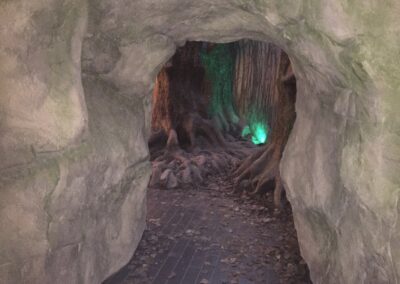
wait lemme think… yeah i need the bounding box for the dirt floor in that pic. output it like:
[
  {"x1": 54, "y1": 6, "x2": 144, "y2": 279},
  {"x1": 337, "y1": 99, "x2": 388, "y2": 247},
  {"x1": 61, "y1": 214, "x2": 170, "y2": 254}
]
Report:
[{"x1": 105, "y1": 171, "x2": 311, "y2": 284}]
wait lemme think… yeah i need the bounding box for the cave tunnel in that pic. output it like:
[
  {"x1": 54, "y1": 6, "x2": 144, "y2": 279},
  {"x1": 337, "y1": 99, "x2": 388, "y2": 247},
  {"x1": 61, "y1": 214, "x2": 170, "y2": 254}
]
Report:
[
  {"x1": 1, "y1": 1, "x2": 400, "y2": 284},
  {"x1": 104, "y1": 40, "x2": 305, "y2": 283}
]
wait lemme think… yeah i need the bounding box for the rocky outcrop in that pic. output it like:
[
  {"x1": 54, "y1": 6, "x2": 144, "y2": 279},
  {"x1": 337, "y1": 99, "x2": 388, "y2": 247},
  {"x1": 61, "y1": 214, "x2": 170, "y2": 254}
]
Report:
[
  {"x1": 0, "y1": 1, "x2": 152, "y2": 283},
  {"x1": 1, "y1": 0, "x2": 399, "y2": 283}
]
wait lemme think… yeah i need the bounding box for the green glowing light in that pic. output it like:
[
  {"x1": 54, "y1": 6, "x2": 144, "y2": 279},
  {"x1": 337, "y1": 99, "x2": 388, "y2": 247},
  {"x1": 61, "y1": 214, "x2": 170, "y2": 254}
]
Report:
[
  {"x1": 241, "y1": 125, "x2": 251, "y2": 137},
  {"x1": 252, "y1": 123, "x2": 268, "y2": 144},
  {"x1": 242, "y1": 123, "x2": 268, "y2": 145}
]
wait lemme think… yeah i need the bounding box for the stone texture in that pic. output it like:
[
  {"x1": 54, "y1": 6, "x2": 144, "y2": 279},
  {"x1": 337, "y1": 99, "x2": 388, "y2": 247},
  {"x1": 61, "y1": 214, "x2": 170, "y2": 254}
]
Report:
[
  {"x1": 1, "y1": 0, "x2": 400, "y2": 283},
  {"x1": 0, "y1": 1, "x2": 151, "y2": 284}
]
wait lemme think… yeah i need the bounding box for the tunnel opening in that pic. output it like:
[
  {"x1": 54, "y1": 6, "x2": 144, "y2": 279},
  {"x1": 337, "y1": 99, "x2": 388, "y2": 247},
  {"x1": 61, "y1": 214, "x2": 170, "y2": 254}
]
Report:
[
  {"x1": 148, "y1": 40, "x2": 297, "y2": 207},
  {"x1": 1, "y1": 1, "x2": 398, "y2": 283},
  {"x1": 105, "y1": 40, "x2": 310, "y2": 284}
]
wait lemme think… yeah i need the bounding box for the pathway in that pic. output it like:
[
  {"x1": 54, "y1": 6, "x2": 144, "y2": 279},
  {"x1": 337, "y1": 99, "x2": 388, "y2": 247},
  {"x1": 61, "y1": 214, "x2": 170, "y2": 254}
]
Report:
[{"x1": 105, "y1": 176, "x2": 310, "y2": 284}]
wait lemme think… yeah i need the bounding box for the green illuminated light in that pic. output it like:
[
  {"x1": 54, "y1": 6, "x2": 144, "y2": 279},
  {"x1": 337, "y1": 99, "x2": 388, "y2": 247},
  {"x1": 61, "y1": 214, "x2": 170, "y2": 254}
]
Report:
[
  {"x1": 241, "y1": 125, "x2": 251, "y2": 137},
  {"x1": 242, "y1": 123, "x2": 268, "y2": 145}
]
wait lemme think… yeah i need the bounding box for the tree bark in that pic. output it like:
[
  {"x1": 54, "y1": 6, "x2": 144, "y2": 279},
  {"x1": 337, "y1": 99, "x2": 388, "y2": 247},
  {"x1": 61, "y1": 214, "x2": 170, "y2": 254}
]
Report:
[
  {"x1": 151, "y1": 42, "x2": 226, "y2": 152},
  {"x1": 233, "y1": 41, "x2": 297, "y2": 208},
  {"x1": 200, "y1": 43, "x2": 240, "y2": 134}
]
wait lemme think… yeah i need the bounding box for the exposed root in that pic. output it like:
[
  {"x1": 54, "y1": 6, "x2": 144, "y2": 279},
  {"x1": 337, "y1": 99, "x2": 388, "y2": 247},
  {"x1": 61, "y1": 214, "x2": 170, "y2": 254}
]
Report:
[
  {"x1": 232, "y1": 140, "x2": 285, "y2": 208},
  {"x1": 166, "y1": 129, "x2": 179, "y2": 150},
  {"x1": 186, "y1": 113, "x2": 227, "y2": 148},
  {"x1": 148, "y1": 141, "x2": 248, "y2": 190}
]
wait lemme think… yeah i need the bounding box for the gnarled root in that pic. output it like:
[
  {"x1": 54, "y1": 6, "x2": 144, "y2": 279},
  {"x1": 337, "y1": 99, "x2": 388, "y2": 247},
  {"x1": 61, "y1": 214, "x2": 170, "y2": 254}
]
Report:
[
  {"x1": 183, "y1": 113, "x2": 227, "y2": 148},
  {"x1": 232, "y1": 142, "x2": 284, "y2": 208},
  {"x1": 148, "y1": 117, "x2": 250, "y2": 190}
]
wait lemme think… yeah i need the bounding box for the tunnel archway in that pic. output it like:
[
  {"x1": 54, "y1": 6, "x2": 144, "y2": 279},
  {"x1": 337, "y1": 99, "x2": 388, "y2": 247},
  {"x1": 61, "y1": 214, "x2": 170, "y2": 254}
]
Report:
[
  {"x1": 0, "y1": 1, "x2": 398, "y2": 284},
  {"x1": 105, "y1": 39, "x2": 307, "y2": 284}
]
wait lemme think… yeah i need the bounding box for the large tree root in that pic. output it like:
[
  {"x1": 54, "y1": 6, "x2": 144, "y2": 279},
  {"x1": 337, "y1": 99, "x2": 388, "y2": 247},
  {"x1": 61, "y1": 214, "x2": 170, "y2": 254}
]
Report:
[
  {"x1": 149, "y1": 112, "x2": 254, "y2": 190},
  {"x1": 148, "y1": 143, "x2": 249, "y2": 190},
  {"x1": 232, "y1": 141, "x2": 285, "y2": 208}
]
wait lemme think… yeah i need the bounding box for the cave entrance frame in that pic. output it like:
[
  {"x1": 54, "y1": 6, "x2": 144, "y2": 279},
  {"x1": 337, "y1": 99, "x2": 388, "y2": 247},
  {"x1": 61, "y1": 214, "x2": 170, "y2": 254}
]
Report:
[
  {"x1": 84, "y1": 4, "x2": 356, "y2": 282},
  {"x1": 139, "y1": 35, "x2": 316, "y2": 277},
  {"x1": 126, "y1": 16, "x2": 353, "y2": 282},
  {"x1": 0, "y1": 1, "x2": 388, "y2": 283}
]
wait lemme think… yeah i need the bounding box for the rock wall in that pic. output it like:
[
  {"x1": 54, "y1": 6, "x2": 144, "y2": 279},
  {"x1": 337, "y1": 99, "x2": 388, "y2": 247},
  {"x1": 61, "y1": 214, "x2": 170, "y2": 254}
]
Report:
[
  {"x1": 1, "y1": 0, "x2": 399, "y2": 283},
  {"x1": 0, "y1": 1, "x2": 152, "y2": 283}
]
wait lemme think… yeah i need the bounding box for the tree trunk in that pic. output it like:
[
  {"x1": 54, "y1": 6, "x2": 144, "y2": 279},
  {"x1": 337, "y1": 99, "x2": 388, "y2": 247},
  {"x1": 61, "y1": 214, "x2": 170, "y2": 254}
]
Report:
[
  {"x1": 200, "y1": 43, "x2": 240, "y2": 134},
  {"x1": 232, "y1": 41, "x2": 297, "y2": 208},
  {"x1": 151, "y1": 42, "x2": 226, "y2": 152}
]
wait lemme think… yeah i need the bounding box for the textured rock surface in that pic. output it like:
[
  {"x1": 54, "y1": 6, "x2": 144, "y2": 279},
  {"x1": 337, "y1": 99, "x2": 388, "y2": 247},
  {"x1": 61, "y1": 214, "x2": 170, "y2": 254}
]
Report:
[
  {"x1": 0, "y1": 1, "x2": 151, "y2": 283},
  {"x1": 1, "y1": 0, "x2": 399, "y2": 283}
]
